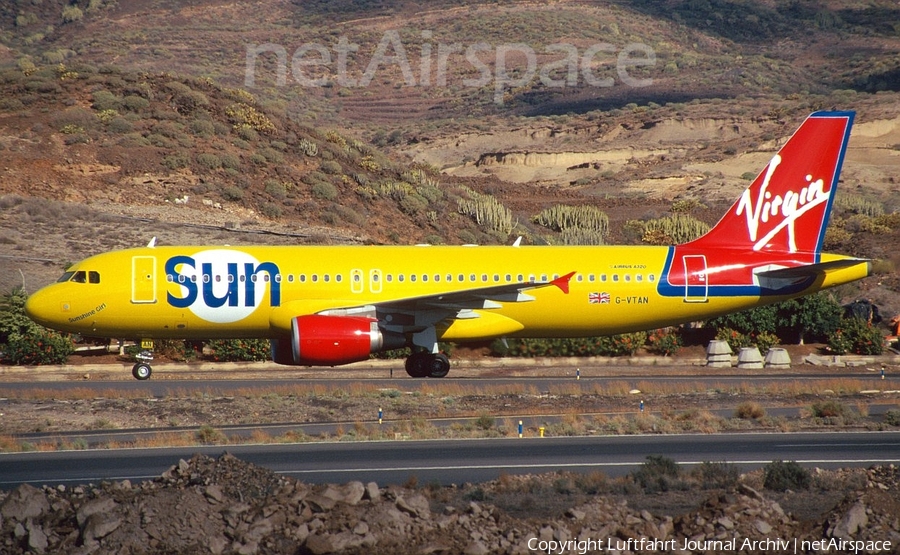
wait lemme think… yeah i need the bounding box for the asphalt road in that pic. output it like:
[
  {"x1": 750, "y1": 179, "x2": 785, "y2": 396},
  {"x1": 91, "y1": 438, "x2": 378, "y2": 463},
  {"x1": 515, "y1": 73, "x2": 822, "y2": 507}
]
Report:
[{"x1": 2, "y1": 431, "x2": 898, "y2": 490}]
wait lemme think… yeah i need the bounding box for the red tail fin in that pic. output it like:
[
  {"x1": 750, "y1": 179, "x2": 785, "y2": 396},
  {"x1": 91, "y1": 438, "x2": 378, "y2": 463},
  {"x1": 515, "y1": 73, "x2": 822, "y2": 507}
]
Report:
[{"x1": 685, "y1": 111, "x2": 854, "y2": 256}]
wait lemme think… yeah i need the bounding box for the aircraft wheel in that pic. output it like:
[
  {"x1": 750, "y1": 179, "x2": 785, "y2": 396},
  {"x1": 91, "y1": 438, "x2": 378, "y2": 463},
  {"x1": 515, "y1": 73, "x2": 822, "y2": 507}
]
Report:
[
  {"x1": 427, "y1": 353, "x2": 450, "y2": 378},
  {"x1": 405, "y1": 352, "x2": 431, "y2": 378},
  {"x1": 132, "y1": 362, "x2": 152, "y2": 381}
]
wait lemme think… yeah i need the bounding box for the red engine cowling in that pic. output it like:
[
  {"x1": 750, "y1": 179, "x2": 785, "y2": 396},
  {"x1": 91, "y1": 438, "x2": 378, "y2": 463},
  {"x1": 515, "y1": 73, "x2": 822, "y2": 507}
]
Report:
[{"x1": 277, "y1": 315, "x2": 383, "y2": 366}]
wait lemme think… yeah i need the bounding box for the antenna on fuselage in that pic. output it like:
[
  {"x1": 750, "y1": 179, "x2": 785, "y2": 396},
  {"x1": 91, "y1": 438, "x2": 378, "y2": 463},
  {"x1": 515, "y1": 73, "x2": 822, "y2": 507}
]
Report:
[
  {"x1": 512, "y1": 236, "x2": 522, "y2": 247},
  {"x1": 147, "y1": 237, "x2": 157, "y2": 248}
]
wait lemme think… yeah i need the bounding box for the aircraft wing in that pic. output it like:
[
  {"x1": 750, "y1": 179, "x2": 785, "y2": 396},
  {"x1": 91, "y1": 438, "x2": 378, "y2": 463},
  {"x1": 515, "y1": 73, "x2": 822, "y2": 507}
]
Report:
[{"x1": 317, "y1": 272, "x2": 575, "y2": 336}]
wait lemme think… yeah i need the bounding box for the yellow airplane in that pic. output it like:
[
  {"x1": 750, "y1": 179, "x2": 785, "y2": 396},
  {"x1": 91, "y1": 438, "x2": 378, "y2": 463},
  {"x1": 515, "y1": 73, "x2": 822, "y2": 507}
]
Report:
[{"x1": 26, "y1": 111, "x2": 870, "y2": 380}]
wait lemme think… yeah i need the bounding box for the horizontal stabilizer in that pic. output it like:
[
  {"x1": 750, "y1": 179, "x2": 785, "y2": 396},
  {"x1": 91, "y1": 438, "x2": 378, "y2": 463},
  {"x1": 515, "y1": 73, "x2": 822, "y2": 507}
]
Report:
[
  {"x1": 754, "y1": 258, "x2": 869, "y2": 291},
  {"x1": 755, "y1": 258, "x2": 869, "y2": 280}
]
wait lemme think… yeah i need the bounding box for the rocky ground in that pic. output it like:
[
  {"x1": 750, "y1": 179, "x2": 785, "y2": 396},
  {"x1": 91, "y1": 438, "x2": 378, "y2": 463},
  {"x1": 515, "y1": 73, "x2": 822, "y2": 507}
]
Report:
[{"x1": 1, "y1": 453, "x2": 898, "y2": 555}]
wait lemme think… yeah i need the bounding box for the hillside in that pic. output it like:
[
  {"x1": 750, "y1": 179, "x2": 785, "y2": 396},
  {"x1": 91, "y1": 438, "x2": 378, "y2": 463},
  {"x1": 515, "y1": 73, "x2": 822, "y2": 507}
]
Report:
[{"x1": 1, "y1": 0, "x2": 900, "y2": 312}]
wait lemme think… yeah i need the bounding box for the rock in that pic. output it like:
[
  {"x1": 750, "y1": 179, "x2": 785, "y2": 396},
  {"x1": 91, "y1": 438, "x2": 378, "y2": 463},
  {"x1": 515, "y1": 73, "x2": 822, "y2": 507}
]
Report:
[
  {"x1": 322, "y1": 481, "x2": 365, "y2": 505},
  {"x1": 365, "y1": 482, "x2": 381, "y2": 502},
  {"x1": 566, "y1": 508, "x2": 586, "y2": 521},
  {"x1": 82, "y1": 512, "x2": 122, "y2": 543},
  {"x1": 205, "y1": 484, "x2": 225, "y2": 504},
  {"x1": 352, "y1": 521, "x2": 369, "y2": 535},
  {"x1": 1, "y1": 483, "x2": 50, "y2": 521},
  {"x1": 396, "y1": 494, "x2": 430, "y2": 519},
  {"x1": 305, "y1": 531, "x2": 358, "y2": 554},
  {"x1": 831, "y1": 501, "x2": 868, "y2": 539},
  {"x1": 26, "y1": 520, "x2": 49, "y2": 553},
  {"x1": 306, "y1": 494, "x2": 337, "y2": 513},
  {"x1": 753, "y1": 519, "x2": 773, "y2": 535},
  {"x1": 464, "y1": 540, "x2": 490, "y2": 555},
  {"x1": 76, "y1": 498, "x2": 118, "y2": 528}
]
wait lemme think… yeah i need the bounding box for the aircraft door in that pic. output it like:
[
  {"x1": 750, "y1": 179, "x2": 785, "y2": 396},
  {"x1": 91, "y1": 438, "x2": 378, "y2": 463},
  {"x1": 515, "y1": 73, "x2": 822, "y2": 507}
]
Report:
[
  {"x1": 132, "y1": 256, "x2": 157, "y2": 304},
  {"x1": 682, "y1": 255, "x2": 708, "y2": 303}
]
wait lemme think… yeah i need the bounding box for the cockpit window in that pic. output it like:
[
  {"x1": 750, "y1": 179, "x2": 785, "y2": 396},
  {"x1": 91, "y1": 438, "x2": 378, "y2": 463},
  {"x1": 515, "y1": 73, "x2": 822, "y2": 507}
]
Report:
[{"x1": 60, "y1": 270, "x2": 100, "y2": 284}]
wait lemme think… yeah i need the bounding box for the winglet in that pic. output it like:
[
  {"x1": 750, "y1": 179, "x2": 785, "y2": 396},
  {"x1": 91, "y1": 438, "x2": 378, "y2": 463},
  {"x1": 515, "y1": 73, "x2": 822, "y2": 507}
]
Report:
[{"x1": 550, "y1": 271, "x2": 576, "y2": 294}]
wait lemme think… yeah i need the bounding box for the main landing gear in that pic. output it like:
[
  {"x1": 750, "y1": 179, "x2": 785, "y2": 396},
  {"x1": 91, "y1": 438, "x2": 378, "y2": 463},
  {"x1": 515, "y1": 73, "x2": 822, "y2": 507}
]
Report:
[{"x1": 405, "y1": 351, "x2": 450, "y2": 378}]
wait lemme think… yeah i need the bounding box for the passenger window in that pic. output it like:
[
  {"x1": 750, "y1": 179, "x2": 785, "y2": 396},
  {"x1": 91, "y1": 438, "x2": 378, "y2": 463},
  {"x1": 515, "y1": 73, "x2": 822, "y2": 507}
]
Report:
[
  {"x1": 411, "y1": 275, "x2": 417, "y2": 282},
  {"x1": 336, "y1": 274, "x2": 342, "y2": 282},
  {"x1": 228, "y1": 275, "x2": 235, "y2": 283},
  {"x1": 300, "y1": 275, "x2": 306, "y2": 283},
  {"x1": 517, "y1": 274, "x2": 524, "y2": 282},
  {"x1": 387, "y1": 274, "x2": 393, "y2": 283},
  {"x1": 589, "y1": 275, "x2": 595, "y2": 282},
  {"x1": 324, "y1": 275, "x2": 330, "y2": 282},
  {"x1": 624, "y1": 274, "x2": 631, "y2": 282},
  {"x1": 312, "y1": 275, "x2": 318, "y2": 283},
  {"x1": 470, "y1": 274, "x2": 476, "y2": 282},
  {"x1": 493, "y1": 274, "x2": 499, "y2": 282},
  {"x1": 422, "y1": 275, "x2": 428, "y2": 282},
  {"x1": 88, "y1": 271, "x2": 100, "y2": 284},
  {"x1": 288, "y1": 275, "x2": 294, "y2": 283},
  {"x1": 601, "y1": 274, "x2": 607, "y2": 282},
  {"x1": 612, "y1": 275, "x2": 619, "y2": 282},
  {"x1": 505, "y1": 274, "x2": 511, "y2": 282},
  {"x1": 636, "y1": 274, "x2": 643, "y2": 282},
  {"x1": 399, "y1": 275, "x2": 405, "y2": 282},
  {"x1": 649, "y1": 274, "x2": 656, "y2": 282},
  {"x1": 576, "y1": 274, "x2": 583, "y2": 282},
  {"x1": 481, "y1": 274, "x2": 488, "y2": 282}
]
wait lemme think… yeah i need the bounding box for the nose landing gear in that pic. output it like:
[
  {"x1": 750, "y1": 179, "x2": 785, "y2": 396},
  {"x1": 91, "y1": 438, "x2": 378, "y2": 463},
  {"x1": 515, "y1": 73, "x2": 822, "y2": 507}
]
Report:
[{"x1": 131, "y1": 346, "x2": 154, "y2": 380}]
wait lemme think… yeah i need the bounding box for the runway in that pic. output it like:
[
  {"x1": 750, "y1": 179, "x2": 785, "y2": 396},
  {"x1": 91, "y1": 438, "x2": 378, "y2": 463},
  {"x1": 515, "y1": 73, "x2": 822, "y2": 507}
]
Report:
[{"x1": 2, "y1": 431, "x2": 898, "y2": 489}]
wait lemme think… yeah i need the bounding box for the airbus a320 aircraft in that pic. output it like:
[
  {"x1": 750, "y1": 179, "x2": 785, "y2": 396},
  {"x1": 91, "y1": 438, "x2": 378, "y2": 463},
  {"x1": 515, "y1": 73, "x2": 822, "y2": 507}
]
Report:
[{"x1": 26, "y1": 111, "x2": 870, "y2": 380}]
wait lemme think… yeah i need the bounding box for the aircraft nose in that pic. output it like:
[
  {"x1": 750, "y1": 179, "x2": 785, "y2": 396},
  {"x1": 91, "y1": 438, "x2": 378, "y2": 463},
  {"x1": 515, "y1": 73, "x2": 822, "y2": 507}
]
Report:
[{"x1": 24, "y1": 288, "x2": 60, "y2": 328}]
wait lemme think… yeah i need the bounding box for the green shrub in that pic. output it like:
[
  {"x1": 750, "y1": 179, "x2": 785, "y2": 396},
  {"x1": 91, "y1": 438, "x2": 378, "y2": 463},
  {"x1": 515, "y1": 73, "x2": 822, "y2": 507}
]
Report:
[
  {"x1": 320, "y1": 160, "x2": 343, "y2": 175},
  {"x1": 763, "y1": 460, "x2": 810, "y2": 491},
  {"x1": 311, "y1": 181, "x2": 338, "y2": 200},
  {"x1": 207, "y1": 339, "x2": 270, "y2": 362},
  {"x1": 631, "y1": 455, "x2": 683, "y2": 493},
  {"x1": 196, "y1": 153, "x2": 222, "y2": 169},
  {"x1": 810, "y1": 400, "x2": 852, "y2": 419},
  {"x1": 828, "y1": 318, "x2": 884, "y2": 355},
  {"x1": 107, "y1": 117, "x2": 133, "y2": 134},
  {"x1": 221, "y1": 186, "x2": 244, "y2": 201},
  {"x1": 884, "y1": 409, "x2": 900, "y2": 427},
  {"x1": 189, "y1": 119, "x2": 215, "y2": 137},
  {"x1": 496, "y1": 333, "x2": 647, "y2": 357},
  {"x1": 91, "y1": 90, "x2": 122, "y2": 112},
  {"x1": 646, "y1": 328, "x2": 681, "y2": 356},
  {"x1": 122, "y1": 95, "x2": 150, "y2": 112},
  {"x1": 3, "y1": 330, "x2": 74, "y2": 365},
  {"x1": 163, "y1": 153, "x2": 190, "y2": 170},
  {"x1": 264, "y1": 180, "x2": 287, "y2": 199},
  {"x1": 693, "y1": 461, "x2": 740, "y2": 489}
]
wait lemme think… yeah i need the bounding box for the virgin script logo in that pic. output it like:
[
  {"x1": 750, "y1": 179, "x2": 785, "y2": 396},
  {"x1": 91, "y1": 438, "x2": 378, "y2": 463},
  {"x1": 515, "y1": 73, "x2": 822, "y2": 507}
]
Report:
[{"x1": 735, "y1": 154, "x2": 830, "y2": 253}]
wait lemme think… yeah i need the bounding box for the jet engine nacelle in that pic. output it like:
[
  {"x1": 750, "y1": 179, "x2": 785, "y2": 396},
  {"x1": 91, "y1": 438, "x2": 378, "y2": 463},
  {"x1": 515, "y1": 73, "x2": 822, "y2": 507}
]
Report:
[{"x1": 271, "y1": 314, "x2": 383, "y2": 366}]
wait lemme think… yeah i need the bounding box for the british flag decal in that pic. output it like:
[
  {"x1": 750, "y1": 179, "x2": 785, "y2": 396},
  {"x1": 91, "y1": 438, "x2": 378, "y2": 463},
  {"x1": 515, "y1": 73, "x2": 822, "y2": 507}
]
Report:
[{"x1": 588, "y1": 292, "x2": 610, "y2": 304}]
